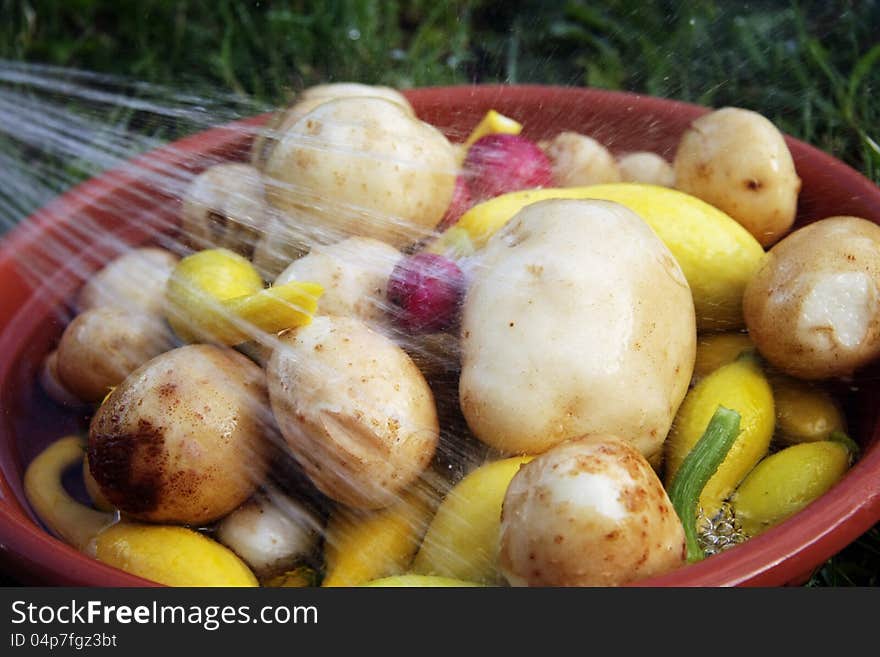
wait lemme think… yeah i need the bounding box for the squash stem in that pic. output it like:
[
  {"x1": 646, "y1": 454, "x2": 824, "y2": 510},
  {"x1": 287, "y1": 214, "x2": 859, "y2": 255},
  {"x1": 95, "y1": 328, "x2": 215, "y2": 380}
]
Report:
[{"x1": 668, "y1": 406, "x2": 742, "y2": 563}]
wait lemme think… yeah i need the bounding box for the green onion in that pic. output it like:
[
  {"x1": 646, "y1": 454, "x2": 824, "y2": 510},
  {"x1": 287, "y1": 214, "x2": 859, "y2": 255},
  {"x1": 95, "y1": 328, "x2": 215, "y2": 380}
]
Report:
[{"x1": 668, "y1": 405, "x2": 742, "y2": 563}]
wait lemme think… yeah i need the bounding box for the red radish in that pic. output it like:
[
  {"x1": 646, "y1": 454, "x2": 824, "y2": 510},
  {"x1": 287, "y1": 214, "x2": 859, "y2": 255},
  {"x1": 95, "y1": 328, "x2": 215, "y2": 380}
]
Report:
[
  {"x1": 463, "y1": 134, "x2": 553, "y2": 200},
  {"x1": 387, "y1": 253, "x2": 465, "y2": 333},
  {"x1": 437, "y1": 176, "x2": 472, "y2": 231}
]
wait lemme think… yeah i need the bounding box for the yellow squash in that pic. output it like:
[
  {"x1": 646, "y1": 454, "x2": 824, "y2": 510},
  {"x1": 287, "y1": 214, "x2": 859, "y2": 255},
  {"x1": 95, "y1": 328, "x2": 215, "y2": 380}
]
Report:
[
  {"x1": 412, "y1": 456, "x2": 532, "y2": 584},
  {"x1": 429, "y1": 183, "x2": 766, "y2": 329},
  {"x1": 693, "y1": 332, "x2": 755, "y2": 383},
  {"x1": 770, "y1": 375, "x2": 846, "y2": 445},
  {"x1": 665, "y1": 356, "x2": 774, "y2": 520},
  {"x1": 321, "y1": 488, "x2": 434, "y2": 587},
  {"x1": 165, "y1": 248, "x2": 322, "y2": 344},
  {"x1": 95, "y1": 524, "x2": 258, "y2": 587},
  {"x1": 732, "y1": 441, "x2": 851, "y2": 536}
]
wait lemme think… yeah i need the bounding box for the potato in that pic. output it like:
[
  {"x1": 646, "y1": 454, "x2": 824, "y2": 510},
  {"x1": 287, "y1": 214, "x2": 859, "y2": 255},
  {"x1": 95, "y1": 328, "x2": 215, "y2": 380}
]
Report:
[
  {"x1": 76, "y1": 247, "x2": 179, "y2": 316},
  {"x1": 215, "y1": 493, "x2": 321, "y2": 581},
  {"x1": 250, "y1": 83, "x2": 415, "y2": 171},
  {"x1": 498, "y1": 435, "x2": 686, "y2": 587},
  {"x1": 674, "y1": 107, "x2": 801, "y2": 247},
  {"x1": 274, "y1": 236, "x2": 403, "y2": 325},
  {"x1": 743, "y1": 215, "x2": 880, "y2": 379},
  {"x1": 298, "y1": 83, "x2": 414, "y2": 115},
  {"x1": 56, "y1": 306, "x2": 174, "y2": 403},
  {"x1": 39, "y1": 350, "x2": 86, "y2": 408},
  {"x1": 88, "y1": 344, "x2": 271, "y2": 525},
  {"x1": 264, "y1": 97, "x2": 457, "y2": 249},
  {"x1": 459, "y1": 198, "x2": 696, "y2": 461},
  {"x1": 251, "y1": 208, "x2": 316, "y2": 280},
  {"x1": 267, "y1": 316, "x2": 439, "y2": 509},
  {"x1": 617, "y1": 151, "x2": 675, "y2": 187},
  {"x1": 539, "y1": 132, "x2": 621, "y2": 187},
  {"x1": 180, "y1": 163, "x2": 269, "y2": 257}
]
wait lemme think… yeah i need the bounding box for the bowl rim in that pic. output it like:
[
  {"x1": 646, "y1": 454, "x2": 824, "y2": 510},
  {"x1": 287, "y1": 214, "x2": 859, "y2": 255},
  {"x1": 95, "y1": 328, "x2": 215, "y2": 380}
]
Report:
[{"x1": 1, "y1": 83, "x2": 879, "y2": 587}]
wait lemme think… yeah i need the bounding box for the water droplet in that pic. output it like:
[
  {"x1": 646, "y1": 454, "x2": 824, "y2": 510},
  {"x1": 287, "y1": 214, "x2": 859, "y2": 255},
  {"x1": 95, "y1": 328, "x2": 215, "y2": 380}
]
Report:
[{"x1": 348, "y1": 28, "x2": 361, "y2": 41}]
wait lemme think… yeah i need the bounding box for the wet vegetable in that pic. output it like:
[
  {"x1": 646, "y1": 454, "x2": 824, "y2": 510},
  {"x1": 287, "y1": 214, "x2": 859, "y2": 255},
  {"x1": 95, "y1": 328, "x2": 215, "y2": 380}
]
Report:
[
  {"x1": 88, "y1": 344, "x2": 272, "y2": 525},
  {"x1": 459, "y1": 198, "x2": 695, "y2": 461},
  {"x1": 665, "y1": 356, "x2": 774, "y2": 520},
  {"x1": 498, "y1": 435, "x2": 686, "y2": 587},
  {"x1": 743, "y1": 215, "x2": 880, "y2": 380},
  {"x1": 667, "y1": 406, "x2": 742, "y2": 562},
  {"x1": 387, "y1": 253, "x2": 465, "y2": 334},
  {"x1": 267, "y1": 316, "x2": 439, "y2": 509},
  {"x1": 732, "y1": 440, "x2": 851, "y2": 537},
  {"x1": 674, "y1": 107, "x2": 801, "y2": 247},
  {"x1": 322, "y1": 488, "x2": 433, "y2": 586}
]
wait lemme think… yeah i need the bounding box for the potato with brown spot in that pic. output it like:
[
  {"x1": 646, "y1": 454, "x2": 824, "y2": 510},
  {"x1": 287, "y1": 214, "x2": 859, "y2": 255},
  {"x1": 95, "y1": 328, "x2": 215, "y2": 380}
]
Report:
[
  {"x1": 88, "y1": 344, "x2": 272, "y2": 525},
  {"x1": 673, "y1": 107, "x2": 801, "y2": 247},
  {"x1": 498, "y1": 435, "x2": 686, "y2": 586},
  {"x1": 56, "y1": 306, "x2": 174, "y2": 404},
  {"x1": 743, "y1": 215, "x2": 880, "y2": 379},
  {"x1": 267, "y1": 316, "x2": 439, "y2": 509}
]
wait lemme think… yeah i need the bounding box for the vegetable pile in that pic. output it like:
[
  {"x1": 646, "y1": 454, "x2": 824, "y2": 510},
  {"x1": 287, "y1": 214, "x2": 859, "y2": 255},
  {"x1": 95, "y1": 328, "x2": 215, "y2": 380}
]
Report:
[{"x1": 26, "y1": 83, "x2": 870, "y2": 587}]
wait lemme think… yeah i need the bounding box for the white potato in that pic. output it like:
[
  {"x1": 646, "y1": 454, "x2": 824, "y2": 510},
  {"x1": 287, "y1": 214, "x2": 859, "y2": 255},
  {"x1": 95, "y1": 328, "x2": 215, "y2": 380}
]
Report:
[
  {"x1": 275, "y1": 236, "x2": 403, "y2": 324},
  {"x1": 264, "y1": 97, "x2": 457, "y2": 249},
  {"x1": 216, "y1": 493, "x2": 322, "y2": 580},
  {"x1": 540, "y1": 132, "x2": 621, "y2": 187},
  {"x1": 250, "y1": 83, "x2": 415, "y2": 171},
  {"x1": 499, "y1": 435, "x2": 686, "y2": 587},
  {"x1": 267, "y1": 316, "x2": 439, "y2": 509},
  {"x1": 743, "y1": 215, "x2": 880, "y2": 379},
  {"x1": 76, "y1": 247, "x2": 179, "y2": 316},
  {"x1": 459, "y1": 199, "x2": 696, "y2": 461},
  {"x1": 56, "y1": 306, "x2": 174, "y2": 403},
  {"x1": 617, "y1": 151, "x2": 675, "y2": 187},
  {"x1": 674, "y1": 107, "x2": 801, "y2": 247},
  {"x1": 180, "y1": 163, "x2": 268, "y2": 257}
]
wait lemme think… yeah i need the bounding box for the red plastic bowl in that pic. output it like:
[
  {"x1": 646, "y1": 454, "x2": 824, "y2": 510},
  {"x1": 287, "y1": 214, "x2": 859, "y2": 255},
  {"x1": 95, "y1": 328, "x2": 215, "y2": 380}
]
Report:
[{"x1": 1, "y1": 85, "x2": 879, "y2": 587}]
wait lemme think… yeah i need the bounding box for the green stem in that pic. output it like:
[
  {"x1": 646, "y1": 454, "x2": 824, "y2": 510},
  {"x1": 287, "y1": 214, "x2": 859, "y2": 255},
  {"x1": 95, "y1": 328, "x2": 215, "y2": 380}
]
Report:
[{"x1": 668, "y1": 405, "x2": 742, "y2": 564}]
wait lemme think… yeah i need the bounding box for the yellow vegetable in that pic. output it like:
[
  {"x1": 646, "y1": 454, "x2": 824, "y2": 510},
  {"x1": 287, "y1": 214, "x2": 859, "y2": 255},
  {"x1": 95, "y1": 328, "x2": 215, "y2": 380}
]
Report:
[
  {"x1": 24, "y1": 436, "x2": 115, "y2": 551},
  {"x1": 321, "y1": 488, "x2": 434, "y2": 587},
  {"x1": 428, "y1": 183, "x2": 766, "y2": 329},
  {"x1": 221, "y1": 281, "x2": 323, "y2": 343},
  {"x1": 412, "y1": 456, "x2": 532, "y2": 584},
  {"x1": 165, "y1": 248, "x2": 322, "y2": 344},
  {"x1": 24, "y1": 436, "x2": 257, "y2": 587},
  {"x1": 690, "y1": 337, "x2": 846, "y2": 445},
  {"x1": 693, "y1": 332, "x2": 755, "y2": 383},
  {"x1": 95, "y1": 523, "x2": 258, "y2": 587},
  {"x1": 362, "y1": 575, "x2": 485, "y2": 587},
  {"x1": 732, "y1": 441, "x2": 851, "y2": 536},
  {"x1": 462, "y1": 109, "x2": 523, "y2": 149},
  {"x1": 261, "y1": 566, "x2": 318, "y2": 588},
  {"x1": 771, "y1": 375, "x2": 846, "y2": 445},
  {"x1": 665, "y1": 356, "x2": 774, "y2": 520}
]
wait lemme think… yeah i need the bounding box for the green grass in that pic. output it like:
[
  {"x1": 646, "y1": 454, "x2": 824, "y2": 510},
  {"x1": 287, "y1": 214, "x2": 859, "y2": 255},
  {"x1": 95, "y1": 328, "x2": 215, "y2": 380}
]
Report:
[{"x1": 1, "y1": 0, "x2": 879, "y2": 586}]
